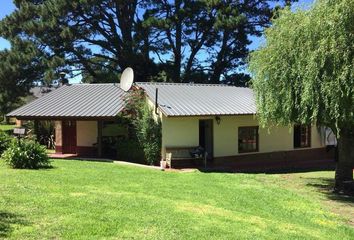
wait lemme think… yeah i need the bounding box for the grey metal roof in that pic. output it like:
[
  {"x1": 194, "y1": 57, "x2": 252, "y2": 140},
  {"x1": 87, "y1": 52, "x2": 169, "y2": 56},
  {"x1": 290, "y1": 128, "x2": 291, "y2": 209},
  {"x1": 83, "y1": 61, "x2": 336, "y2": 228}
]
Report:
[
  {"x1": 137, "y1": 82, "x2": 256, "y2": 117},
  {"x1": 30, "y1": 86, "x2": 56, "y2": 98},
  {"x1": 7, "y1": 84, "x2": 127, "y2": 119}
]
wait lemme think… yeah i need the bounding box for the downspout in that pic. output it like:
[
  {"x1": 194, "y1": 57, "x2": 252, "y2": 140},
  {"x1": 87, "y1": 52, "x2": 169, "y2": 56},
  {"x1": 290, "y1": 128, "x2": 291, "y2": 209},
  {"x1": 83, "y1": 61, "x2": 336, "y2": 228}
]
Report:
[{"x1": 155, "y1": 88, "x2": 159, "y2": 115}]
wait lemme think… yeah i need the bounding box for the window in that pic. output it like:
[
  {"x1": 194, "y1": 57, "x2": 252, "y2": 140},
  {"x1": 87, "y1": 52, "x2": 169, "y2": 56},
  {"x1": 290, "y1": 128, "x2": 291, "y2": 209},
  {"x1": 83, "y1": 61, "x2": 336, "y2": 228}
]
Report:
[
  {"x1": 238, "y1": 127, "x2": 259, "y2": 153},
  {"x1": 294, "y1": 125, "x2": 311, "y2": 148},
  {"x1": 101, "y1": 120, "x2": 129, "y2": 158}
]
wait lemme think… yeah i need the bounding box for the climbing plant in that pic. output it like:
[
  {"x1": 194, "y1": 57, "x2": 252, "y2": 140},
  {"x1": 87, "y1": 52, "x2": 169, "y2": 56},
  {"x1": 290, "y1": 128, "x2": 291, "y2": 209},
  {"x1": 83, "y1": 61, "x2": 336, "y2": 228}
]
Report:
[{"x1": 121, "y1": 89, "x2": 162, "y2": 165}]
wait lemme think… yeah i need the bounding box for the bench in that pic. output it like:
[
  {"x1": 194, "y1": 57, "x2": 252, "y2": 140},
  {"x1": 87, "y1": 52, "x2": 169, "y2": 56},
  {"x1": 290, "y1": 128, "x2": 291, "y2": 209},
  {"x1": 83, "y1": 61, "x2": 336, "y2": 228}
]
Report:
[{"x1": 165, "y1": 146, "x2": 205, "y2": 168}]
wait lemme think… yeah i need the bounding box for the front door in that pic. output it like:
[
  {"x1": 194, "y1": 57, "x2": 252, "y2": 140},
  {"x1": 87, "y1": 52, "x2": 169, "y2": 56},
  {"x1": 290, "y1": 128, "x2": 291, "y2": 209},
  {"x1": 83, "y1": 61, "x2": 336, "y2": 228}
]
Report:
[
  {"x1": 62, "y1": 120, "x2": 77, "y2": 154},
  {"x1": 199, "y1": 119, "x2": 213, "y2": 159}
]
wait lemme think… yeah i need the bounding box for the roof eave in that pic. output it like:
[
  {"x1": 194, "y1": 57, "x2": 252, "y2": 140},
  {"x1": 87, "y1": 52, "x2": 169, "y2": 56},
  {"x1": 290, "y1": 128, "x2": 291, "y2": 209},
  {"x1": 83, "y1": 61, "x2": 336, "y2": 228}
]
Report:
[
  {"x1": 9, "y1": 116, "x2": 120, "y2": 121},
  {"x1": 163, "y1": 113, "x2": 256, "y2": 118}
]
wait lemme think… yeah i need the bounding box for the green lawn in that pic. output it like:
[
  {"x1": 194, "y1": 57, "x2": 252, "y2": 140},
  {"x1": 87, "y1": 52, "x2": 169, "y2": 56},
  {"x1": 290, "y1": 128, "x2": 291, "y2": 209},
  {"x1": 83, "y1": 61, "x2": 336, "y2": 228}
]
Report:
[
  {"x1": 0, "y1": 124, "x2": 15, "y2": 131},
  {"x1": 0, "y1": 160, "x2": 353, "y2": 239}
]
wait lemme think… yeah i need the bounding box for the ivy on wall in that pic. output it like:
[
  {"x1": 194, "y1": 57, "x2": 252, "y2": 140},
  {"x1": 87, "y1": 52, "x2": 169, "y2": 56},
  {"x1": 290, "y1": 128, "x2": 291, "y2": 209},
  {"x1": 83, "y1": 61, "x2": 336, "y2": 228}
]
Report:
[{"x1": 121, "y1": 89, "x2": 162, "y2": 165}]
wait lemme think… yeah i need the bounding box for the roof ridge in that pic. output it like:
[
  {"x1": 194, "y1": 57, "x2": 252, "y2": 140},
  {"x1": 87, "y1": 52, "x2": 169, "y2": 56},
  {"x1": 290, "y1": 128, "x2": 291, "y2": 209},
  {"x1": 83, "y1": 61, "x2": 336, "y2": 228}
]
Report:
[
  {"x1": 136, "y1": 82, "x2": 256, "y2": 116},
  {"x1": 69, "y1": 83, "x2": 120, "y2": 86},
  {"x1": 136, "y1": 82, "x2": 245, "y2": 87}
]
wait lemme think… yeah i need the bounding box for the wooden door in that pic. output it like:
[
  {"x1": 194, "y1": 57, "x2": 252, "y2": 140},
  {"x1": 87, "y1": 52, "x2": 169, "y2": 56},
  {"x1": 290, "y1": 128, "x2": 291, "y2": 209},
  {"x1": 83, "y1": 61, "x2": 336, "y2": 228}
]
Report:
[{"x1": 62, "y1": 120, "x2": 77, "y2": 154}]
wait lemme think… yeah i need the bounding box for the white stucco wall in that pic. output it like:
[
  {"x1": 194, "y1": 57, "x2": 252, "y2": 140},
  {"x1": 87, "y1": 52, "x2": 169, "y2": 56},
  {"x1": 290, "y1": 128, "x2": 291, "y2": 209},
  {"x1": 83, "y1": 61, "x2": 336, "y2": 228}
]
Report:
[
  {"x1": 76, "y1": 121, "x2": 98, "y2": 147},
  {"x1": 161, "y1": 115, "x2": 325, "y2": 158}
]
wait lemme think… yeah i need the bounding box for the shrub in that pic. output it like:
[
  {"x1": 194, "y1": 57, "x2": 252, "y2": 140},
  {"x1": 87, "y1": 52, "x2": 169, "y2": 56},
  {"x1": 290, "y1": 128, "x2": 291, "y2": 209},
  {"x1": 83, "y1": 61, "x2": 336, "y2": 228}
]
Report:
[
  {"x1": 135, "y1": 104, "x2": 162, "y2": 165},
  {"x1": 116, "y1": 139, "x2": 145, "y2": 163},
  {"x1": 121, "y1": 89, "x2": 162, "y2": 165},
  {"x1": 37, "y1": 121, "x2": 55, "y2": 149},
  {"x1": 0, "y1": 131, "x2": 11, "y2": 155},
  {"x1": 2, "y1": 139, "x2": 51, "y2": 169}
]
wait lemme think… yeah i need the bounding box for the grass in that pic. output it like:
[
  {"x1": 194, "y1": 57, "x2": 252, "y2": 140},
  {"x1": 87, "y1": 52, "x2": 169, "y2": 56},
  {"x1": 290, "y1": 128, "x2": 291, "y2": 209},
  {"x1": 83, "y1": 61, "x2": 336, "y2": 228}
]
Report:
[
  {"x1": 0, "y1": 124, "x2": 15, "y2": 131},
  {"x1": 0, "y1": 160, "x2": 353, "y2": 239}
]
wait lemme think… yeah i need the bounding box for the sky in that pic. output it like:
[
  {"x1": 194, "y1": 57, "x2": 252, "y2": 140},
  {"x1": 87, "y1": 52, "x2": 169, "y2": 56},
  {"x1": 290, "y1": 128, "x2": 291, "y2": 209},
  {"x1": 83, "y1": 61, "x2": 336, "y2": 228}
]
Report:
[
  {"x1": 0, "y1": 0, "x2": 16, "y2": 50},
  {"x1": 0, "y1": 0, "x2": 314, "y2": 82}
]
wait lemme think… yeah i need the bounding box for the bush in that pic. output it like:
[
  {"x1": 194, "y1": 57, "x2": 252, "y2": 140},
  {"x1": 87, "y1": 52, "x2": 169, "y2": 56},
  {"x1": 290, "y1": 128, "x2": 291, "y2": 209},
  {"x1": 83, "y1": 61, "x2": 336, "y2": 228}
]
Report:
[
  {"x1": 2, "y1": 139, "x2": 51, "y2": 169},
  {"x1": 122, "y1": 89, "x2": 162, "y2": 165},
  {"x1": 0, "y1": 131, "x2": 11, "y2": 155},
  {"x1": 37, "y1": 121, "x2": 55, "y2": 149},
  {"x1": 135, "y1": 104, "x2": 162, "y2": 165},
  {"x1": 116, "y1": 139, "x2": 145, "y2": 163}
]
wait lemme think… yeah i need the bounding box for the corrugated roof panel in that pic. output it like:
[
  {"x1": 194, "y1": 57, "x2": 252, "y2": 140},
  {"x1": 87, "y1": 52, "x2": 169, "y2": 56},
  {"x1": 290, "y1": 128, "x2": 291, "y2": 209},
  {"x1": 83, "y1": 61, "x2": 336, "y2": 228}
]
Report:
[
  {"x1": 137, "y1": 82, "x2": 256, "y2": 116},
  {"x1": 8, "y1": 82, "x2": 256, "y2": 119},
  {"x1": 7, "y1": 84, "x2": 127, "y2": 119}
]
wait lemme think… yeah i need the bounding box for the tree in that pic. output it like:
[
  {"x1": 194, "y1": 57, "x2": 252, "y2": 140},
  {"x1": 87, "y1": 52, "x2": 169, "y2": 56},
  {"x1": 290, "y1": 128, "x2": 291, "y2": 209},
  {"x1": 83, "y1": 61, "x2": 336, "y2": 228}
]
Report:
[
  {"x1": 1, "y1": 0, "x2": 295, "y2": 85},
  {"x1": 146, "y1": 0, "x2": 296, "y2": 83},
  {"x1": 249, "y1": 0, "x2": 354, "y2": 191},
  {"x1": 145, "y1": 0, "x2": 214, "y2": 82},
  {"x1": 0, "y1": 0, "x2": 157, "y2": 83},
  {"x1": 0, "y1": 39, "x2": 45, "y2": 119},
  {"x1": 80, "y1": 57, "x2": 120, "y2": 83}
]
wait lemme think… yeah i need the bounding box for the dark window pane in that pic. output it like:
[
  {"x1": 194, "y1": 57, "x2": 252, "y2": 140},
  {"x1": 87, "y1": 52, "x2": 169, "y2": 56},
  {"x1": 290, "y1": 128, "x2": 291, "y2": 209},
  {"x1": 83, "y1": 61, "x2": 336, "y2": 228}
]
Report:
[
  {"x1": 294, "y1": 125, "x2": 311, "y2": 148},
  {"x1": 238, "y1": 127, "x2": 259, "y2": 153}
]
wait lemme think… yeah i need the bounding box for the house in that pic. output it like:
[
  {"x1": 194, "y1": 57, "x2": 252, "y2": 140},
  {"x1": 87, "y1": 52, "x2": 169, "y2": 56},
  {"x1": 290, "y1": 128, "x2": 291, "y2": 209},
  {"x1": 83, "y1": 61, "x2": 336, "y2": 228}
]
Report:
[
  {"x1": 8, "y1": 84, "x2": 127, "y2": 157},
  {"x1": 137, "y1": 83, "x2": 333, "y2": 170},
  {"x1": 7, "y1": 82, "x2": 334, "y2": 170},
  {"x1": 14, "y1": 86, "x2": 56, "y2": 127}
]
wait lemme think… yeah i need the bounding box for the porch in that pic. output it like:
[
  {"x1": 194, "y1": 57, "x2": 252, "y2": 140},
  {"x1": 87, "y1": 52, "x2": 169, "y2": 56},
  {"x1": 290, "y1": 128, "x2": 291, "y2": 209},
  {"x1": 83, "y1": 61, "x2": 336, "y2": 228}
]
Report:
[
  {"x1": 6, "y1": 83, "x2": 129, "y2": 159},
  {"x1": 54, "y1": 119, "x2": 128, "y2": 159}
]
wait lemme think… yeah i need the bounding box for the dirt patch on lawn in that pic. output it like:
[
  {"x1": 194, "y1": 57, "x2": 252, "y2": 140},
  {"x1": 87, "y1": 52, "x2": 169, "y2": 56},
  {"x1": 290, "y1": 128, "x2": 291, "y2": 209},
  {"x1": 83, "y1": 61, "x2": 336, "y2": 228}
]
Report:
[
  {"x1": 279, "y1": 173, "x2": 354, "y2": 227},
  {"x1": 322, "y1": 199, "x2": 354, "y2": 226}
]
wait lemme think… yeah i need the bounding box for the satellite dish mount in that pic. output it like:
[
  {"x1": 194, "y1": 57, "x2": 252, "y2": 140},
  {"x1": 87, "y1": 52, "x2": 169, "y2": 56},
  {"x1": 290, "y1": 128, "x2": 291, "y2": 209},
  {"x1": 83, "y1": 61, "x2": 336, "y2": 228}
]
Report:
[{"x1": 120, "y1": 67, "x2": 134, "y2": 91}]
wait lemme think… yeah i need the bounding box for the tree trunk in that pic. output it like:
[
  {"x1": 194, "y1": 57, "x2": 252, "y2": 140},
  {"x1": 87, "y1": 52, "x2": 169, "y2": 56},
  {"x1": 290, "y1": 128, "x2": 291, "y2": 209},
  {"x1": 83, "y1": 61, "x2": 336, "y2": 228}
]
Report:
[
  {"x1": 116, "y1": 1, "x2": 137, "y2": 69},
  {"x1": 174, "y1": 0, "x2": 182, "y2": 83},
  {"x1": 210, "y1": 64, "x2": 224, "y2": 84},
  {"x1": 209, "y1": 30, "x2": 229, "y2": 84},
  {"x1": 335, "y1": 128, "x2": 354, "y2": 192}
]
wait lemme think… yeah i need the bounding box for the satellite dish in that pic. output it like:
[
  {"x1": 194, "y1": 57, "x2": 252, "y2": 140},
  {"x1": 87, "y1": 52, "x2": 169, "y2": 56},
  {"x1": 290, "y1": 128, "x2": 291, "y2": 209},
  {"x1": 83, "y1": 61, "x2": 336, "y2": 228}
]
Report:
[{"x1": 120, "y1": 67, "x2": 134, "y2": 91}]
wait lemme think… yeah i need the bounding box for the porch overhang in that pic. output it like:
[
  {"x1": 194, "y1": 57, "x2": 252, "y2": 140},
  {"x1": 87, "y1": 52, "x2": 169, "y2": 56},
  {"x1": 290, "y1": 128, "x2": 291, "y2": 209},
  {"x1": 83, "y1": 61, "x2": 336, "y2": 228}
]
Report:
[
  {"x1": 11, "y1": 116, "x2": 119, "y2": 121},
  {"x1": 6, "y1": 84, "x2": 127, "y2": 121}
]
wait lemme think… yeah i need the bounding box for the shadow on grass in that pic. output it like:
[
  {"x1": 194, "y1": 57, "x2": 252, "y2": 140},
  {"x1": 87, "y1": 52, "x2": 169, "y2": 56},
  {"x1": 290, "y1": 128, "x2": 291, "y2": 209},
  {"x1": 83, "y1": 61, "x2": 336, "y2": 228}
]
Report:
[
  {"x1": 57, "y1": 158, "x2": 114, "y2": 163},
  {"x1": 37, "y1": 165, "x2": 56, "y2": 170},
  {"x1": 10, "y1": 165, "x2": 56, "y2": 171},
  {"x1": 305, "y1": 177, "x2": 354, "y2": 203},
  {"x1": 0, "y1": 211, "x2": 29, "y2": 238}
]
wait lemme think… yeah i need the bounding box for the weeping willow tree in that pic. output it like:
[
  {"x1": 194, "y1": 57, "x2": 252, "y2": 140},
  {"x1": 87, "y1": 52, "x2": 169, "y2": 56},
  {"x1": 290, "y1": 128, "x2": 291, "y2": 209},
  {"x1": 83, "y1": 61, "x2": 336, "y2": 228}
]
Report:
[{"x1": 249, "y1": 0, "x2": 354, "y2": 191}]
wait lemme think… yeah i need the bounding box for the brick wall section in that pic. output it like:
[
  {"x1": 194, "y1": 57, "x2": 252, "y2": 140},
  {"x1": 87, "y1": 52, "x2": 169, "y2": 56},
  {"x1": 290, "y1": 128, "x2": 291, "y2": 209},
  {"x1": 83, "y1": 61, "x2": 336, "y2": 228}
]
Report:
[
  {"x1": 171, "y1": 147, "x2": 335, "y2": 171},
  {"x1": 76, "y1": 146, "x2": 97, "y2": 157}
]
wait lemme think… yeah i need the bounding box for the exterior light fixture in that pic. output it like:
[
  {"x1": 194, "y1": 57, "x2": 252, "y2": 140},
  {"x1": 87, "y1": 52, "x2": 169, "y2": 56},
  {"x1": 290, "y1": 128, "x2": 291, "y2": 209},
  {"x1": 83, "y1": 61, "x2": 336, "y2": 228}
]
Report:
[{"x1": 215, "y1": 116, "x2": 221, "y2": 125}]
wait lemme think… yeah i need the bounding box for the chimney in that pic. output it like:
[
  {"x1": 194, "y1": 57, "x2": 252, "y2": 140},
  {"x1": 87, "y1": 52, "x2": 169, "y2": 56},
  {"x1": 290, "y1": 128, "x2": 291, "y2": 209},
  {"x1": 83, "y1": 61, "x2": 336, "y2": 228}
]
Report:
[{"x1": 59, "y1": 72, "x2": 69, "y2": 86}]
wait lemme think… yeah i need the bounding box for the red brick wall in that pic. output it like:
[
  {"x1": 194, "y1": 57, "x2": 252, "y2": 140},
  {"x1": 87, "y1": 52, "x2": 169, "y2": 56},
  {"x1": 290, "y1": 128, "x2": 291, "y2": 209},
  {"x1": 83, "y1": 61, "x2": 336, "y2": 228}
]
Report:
[
  {"x1": 76, "y1": 146, "x2": 97, "y2": 157},
  {"x1": 171, "y1": 147, "x2": 335, "y2": 171},
  {"x1": 55, "y1": 145, "x2": 62, "y2": 154},
  {"x1": 55, "y1": 146, "x2": 97, "y2": 157}
]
